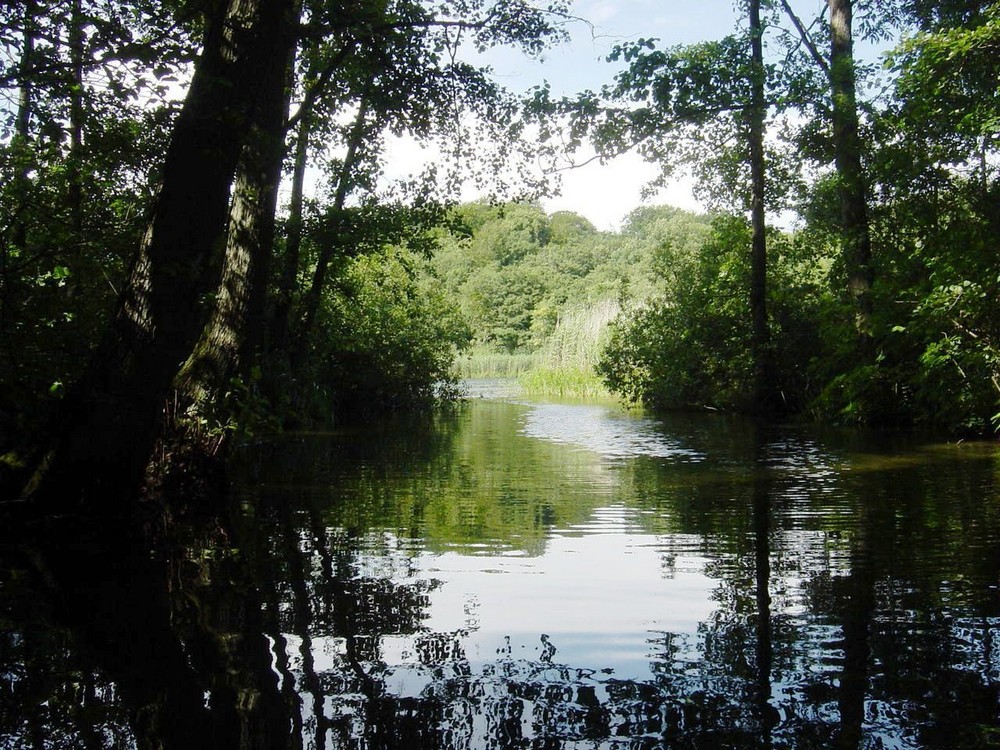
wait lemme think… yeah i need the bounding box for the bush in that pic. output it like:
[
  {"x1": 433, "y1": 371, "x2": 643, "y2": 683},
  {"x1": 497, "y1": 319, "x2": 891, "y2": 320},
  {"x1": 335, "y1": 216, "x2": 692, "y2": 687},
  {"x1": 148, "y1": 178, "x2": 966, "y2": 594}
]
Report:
[{"x1": 304, "y1": 247, "x2": 470, "y2": 419}]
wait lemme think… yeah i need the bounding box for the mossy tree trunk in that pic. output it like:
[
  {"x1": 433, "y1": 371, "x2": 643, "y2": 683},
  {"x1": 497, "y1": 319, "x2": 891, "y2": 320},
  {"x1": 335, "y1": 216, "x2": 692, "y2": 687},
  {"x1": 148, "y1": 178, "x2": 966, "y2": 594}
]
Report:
[
  {"x1": 176, "y1": 5, "x2": 299, "y2": 416},
  {"x1": 23, "y1": 0, "x2": 297, "y2": 513}
]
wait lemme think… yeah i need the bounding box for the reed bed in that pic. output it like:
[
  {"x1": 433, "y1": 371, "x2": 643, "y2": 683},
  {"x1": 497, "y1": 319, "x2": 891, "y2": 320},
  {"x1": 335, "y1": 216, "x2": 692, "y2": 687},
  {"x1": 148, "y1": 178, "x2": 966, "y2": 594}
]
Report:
[
  {"x1": 455, "y1": 350, "x2": 543, "y2": 378},
  {"x1": 453, "y1": 298, "x2": 622, "y2": 399},
  {"x1": 519, "y1": 366, "x2": 612, "y2": 399}
]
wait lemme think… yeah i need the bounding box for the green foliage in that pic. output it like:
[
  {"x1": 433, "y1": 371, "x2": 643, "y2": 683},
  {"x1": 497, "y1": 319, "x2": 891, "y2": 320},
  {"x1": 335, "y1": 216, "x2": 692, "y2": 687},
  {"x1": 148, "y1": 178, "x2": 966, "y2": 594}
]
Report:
[
  {"x1": 0, "y1": 0, "x2": 186, "y2": 448},
  {"x1": 583, "y1": 3, "x2": 1000, "y2": 435},
  {"x1": 0, "y1": 0, "x2": 578, "y2": 464},
  {"x1": 304, "y1": 246, "x2": 470, "y2": 417},
  {"x1": 891, "y1": 4, "x2": 1000, "y2": 145},
  {"x1": 598, "y1": 215, "x2": 825, "y2": 413},
  {"x1": 432, "y1": 202, "x2": 714, "y2": 386}
]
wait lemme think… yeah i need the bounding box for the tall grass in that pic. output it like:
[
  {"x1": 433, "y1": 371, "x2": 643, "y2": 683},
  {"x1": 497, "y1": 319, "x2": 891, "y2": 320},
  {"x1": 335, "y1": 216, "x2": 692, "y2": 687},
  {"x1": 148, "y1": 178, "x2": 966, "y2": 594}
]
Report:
[
  {"x1": 539, "y1": 298, "x2": 621, "y2": 367},
  {"x1": 454, "y1": 298, "x2": 622, "y2": 399},
  {"x1": 519, "y1": 366, "x2": 612, "y2": 399},
  {"x1": 454, "y1": 349, "x2": 543, "y2": 378}
]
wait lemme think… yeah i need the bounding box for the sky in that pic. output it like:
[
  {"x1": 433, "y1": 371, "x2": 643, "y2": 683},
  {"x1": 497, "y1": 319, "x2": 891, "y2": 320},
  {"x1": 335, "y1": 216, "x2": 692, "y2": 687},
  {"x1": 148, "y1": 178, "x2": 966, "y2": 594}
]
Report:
[
  {"x1": 385, "y1": 1, "x2": 749, "y2": 229},
  {"x1": 383, "y1": 1, "x2": 833, "y2": 230},
  {"x1": 515, "y1": 0, "x2": 758, "y2": 227}
]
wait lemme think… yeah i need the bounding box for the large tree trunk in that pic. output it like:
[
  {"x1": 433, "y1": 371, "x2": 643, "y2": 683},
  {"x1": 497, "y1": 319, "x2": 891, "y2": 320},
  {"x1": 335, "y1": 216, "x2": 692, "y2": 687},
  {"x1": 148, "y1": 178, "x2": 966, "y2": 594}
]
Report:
[
  {"x1": 176, "y1": 9, "x2": 298, "y2": 413},
  {"x1": 22, "y1": 0, "x2": 297, "y2": 513},
  {"x1": 829, "y1": 0, "x2": 874, "y2": 341},
  {"x1": 748, "y1": 0, "x2": 773, "y2": 412}
]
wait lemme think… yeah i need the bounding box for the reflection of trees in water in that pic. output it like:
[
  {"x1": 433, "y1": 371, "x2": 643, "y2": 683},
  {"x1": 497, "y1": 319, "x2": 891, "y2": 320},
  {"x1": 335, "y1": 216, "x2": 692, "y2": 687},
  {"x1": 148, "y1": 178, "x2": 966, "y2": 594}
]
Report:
[
  {"x1": 313, "y1": 647, "x2": 770, "y2": 749},
  {"x1": 4, "y1": 418, "x2": 1000, "y2": 748},
  {"x1": 1, "y1": 507, "x2": 293, "y2": 750},
  {"x1": 255, "y1": 480, "x2": 784, "y2": 750},
  {"x1": 0, "y1": 567, "x2": 135, "y2": 749},
  {"x1": 616, "y1": 429, "x2": 1000, "y2": 750}
]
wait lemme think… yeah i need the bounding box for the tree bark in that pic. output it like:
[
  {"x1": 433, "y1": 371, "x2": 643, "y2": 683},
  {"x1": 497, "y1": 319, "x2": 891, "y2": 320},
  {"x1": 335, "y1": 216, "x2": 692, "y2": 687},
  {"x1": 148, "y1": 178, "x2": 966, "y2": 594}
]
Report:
[
  {"x1": 748, "y1": 0, "x2": 773, "y2": 413},
  {"x1": 22, "y1": 0, "x2": 298, "y2": 513},
  {"x1": 829, "y1": 0, "x2": 874, "y2": 341},
  {"x1": 177, "y1": 5, "x2": 298, "y2": 412}
]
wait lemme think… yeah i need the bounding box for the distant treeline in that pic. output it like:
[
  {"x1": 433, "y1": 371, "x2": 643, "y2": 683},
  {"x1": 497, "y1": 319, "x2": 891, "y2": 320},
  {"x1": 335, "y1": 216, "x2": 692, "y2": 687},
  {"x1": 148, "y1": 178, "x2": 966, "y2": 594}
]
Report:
[{"x1": 434, "y1": 200, "x2": 999, "y2": 435}]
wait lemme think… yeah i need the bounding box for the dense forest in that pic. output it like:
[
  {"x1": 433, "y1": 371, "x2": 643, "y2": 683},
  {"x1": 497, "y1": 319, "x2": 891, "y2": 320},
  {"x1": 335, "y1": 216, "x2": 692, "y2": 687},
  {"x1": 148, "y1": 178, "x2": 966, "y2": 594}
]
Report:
[{"x1": 1, "y1": 0, "x2": 999, "y2": 511}]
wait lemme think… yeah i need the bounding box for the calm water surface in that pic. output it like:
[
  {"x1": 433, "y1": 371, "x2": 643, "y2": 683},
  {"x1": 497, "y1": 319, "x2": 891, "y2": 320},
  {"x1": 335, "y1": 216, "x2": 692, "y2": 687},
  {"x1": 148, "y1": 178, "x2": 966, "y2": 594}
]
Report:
[{"x1": 3, "y1": 393, "x2": 1000, "y2": 748}]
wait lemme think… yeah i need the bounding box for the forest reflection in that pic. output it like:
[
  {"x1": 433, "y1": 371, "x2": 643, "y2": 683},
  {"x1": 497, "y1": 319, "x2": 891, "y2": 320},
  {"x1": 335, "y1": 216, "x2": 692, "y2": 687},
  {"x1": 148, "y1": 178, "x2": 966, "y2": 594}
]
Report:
[{"x1": 3, "y1": 400, "x2": 1000, "y2": 749}]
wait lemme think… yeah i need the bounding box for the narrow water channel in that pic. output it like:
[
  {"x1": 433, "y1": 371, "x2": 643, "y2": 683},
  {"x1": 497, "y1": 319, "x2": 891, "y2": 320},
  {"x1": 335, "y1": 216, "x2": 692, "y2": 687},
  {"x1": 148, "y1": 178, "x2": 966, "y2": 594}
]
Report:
[{"x1": 3, "y1": 392, "x2": 1000, "y2": 748}]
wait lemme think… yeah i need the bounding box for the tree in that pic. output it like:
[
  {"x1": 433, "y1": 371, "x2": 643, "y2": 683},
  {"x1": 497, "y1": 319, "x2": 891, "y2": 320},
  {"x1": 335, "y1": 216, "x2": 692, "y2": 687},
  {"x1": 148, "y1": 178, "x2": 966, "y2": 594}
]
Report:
[
  {"x1": 861, "y1": 1, "x2": 1000, "y2": 432},
  {"x1": 776, "y1": 0, "x2": 883, "y2": 342},
  {"x1": 176, "y1": 0, "x2": 300, "y2": 413},
  {"x1": 22, "y1": 0, "x2": 300, "y2": 511},
  {"x1": 748, "y1": 0, "x2": 772, "y2": 411},
  {"x1": 533, "y1": 6, "x2": 790, "y2": 411},
  {"x1": 8, "y1": 0, "x2": 574, "y2": 508},
  {"x1": 0, "y1": 0, "x2": 193, "y2": 446},
  {"x1": 829, "y1": 0, "x2": 875, "y2": 340}
]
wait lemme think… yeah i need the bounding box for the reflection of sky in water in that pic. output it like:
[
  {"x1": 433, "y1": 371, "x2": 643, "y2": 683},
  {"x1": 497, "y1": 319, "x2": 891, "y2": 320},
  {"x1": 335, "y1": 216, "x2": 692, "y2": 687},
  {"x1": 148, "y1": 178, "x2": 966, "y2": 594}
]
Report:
[
  {"x1": 261, "y1": 400, "x2": 1000, "y2": 748},
  {"x1": 418, "y1": 512, "x2": 713, "y2": 680},
  {"x1": 519, "y1": 402, "x2": 704, "y2": 461},
  {"x1": 306, "y1": 505, "x2": 714, "y2": 685},
  {"x1": 764, "y1": 437, "x2": 842, "y2": 499}
]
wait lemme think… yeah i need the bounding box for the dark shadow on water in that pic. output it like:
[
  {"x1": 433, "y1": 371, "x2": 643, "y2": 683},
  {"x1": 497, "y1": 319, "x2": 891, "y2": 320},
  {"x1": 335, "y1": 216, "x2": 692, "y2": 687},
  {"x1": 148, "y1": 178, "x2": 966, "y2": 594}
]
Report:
[{"x1": 3, "y1": 405, "x2": 1000, "y2": 748}]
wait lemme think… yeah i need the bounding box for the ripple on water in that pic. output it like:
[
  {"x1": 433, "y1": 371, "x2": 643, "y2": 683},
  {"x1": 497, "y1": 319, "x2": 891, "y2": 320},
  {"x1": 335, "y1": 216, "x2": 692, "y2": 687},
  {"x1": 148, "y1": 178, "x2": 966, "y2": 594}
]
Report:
[{"x1": 519, "y1": 403, "x2": 704, "y2": 461}]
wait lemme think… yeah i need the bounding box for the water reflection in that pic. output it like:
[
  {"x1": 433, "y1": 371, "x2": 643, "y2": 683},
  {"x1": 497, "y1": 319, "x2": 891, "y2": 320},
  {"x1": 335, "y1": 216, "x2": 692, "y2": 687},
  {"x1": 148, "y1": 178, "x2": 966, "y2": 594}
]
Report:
[
  {"x1": 3, "y1": 400, "x2": 1000, "y2": 748},
  {"x1": 520, "y1": 402, "x2": 704, "y2": 461}
]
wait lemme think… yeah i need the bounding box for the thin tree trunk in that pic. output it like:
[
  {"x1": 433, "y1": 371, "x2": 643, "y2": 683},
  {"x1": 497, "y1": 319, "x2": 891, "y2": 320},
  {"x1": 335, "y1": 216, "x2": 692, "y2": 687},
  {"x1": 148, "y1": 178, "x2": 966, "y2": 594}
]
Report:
[
  {"x1": 22, "y1": 0, "x2": 297, "y2": 512},
  {"x1": 270, "y1": 112, "x2": 312, "y2": 356},
  {"x1": 3, "y1": 0, "x2": 35, "y2": 351},
  {"x1": 829, "y1": 0, "x2": 874, "y2": 341},
  {"x1": 68, "y1": 0, "x2": 84, "y2": 236},
  {"x1": 295, "y1": 94, "x2": 371, "y2": 345},
  {"x1": 11, "y1": 0, "x2": 36, "y2": 254},
  {"x1": 748, "y1": 0, "x2": 772, "y2": 412}
]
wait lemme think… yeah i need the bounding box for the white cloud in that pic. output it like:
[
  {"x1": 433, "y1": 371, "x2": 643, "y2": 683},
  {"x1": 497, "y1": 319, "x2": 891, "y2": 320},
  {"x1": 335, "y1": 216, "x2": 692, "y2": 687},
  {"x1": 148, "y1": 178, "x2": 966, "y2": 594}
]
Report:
[
  {"x1": 542, "y1": 150, "x2": 702, "y2": 230},
  {"x1": 378, "y1": 132, "x2": 705, "y2": 231}
]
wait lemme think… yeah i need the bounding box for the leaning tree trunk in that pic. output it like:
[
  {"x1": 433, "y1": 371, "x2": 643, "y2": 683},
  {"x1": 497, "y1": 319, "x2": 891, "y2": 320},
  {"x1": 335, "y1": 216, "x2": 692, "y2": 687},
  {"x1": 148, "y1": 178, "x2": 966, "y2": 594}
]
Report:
[
  {"x1": 748, "y1": 0, "x2": 773, "y2": 413},
  {"x1": 176, "y1": 8, "x2": 299, "y2": 415},
  {"x1": 295, "y1": 93, "x2": 371, "y2": 346},
  {"x1": 829, "y1": 0, "x2": 874, "y2": 342},
  {"x1": 22, "y1": 0, "x2": 297, "y2": 513},
  {"x1": 269, "y1": 112, "x2": 312, "y2": 358}
]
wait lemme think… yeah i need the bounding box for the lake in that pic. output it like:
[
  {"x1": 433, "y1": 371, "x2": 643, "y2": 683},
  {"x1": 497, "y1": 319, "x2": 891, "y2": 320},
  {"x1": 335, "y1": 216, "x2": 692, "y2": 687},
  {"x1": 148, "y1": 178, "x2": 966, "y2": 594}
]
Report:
[{"x1": 3, "y1": 388, "x2": 1000, "y2": 748}]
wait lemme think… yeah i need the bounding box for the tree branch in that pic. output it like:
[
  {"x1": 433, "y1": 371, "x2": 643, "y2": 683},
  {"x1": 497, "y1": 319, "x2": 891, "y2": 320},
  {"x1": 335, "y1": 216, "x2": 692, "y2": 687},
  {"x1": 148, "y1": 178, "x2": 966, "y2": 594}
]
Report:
[
  {"x1": 284, "y1": 42, "x2": 356, "y2": 130},
  {"x1": 778, "y1": 0, "x2": 830, "y2": 76}
]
